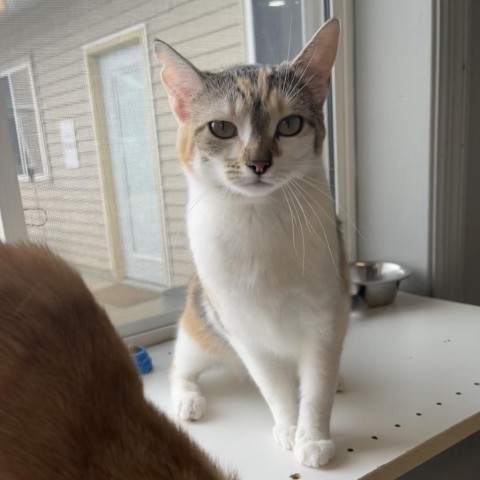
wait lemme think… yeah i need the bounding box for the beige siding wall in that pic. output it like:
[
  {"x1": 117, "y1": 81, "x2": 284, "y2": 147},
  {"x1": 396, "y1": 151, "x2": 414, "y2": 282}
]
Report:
[{"x1": 0, "y1": 0, "x2": 247, "y2": 286}]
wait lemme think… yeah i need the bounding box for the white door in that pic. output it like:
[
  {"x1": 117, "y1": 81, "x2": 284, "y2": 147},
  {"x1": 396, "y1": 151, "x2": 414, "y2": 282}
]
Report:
[{"x1": 99, "y1": 43, "x2": 165, "y2": 285}]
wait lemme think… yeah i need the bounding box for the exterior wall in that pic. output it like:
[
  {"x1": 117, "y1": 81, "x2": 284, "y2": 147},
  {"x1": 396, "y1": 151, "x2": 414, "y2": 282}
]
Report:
[{"x1": 0, "y1": 0, "x2": 246, "y2": 286}]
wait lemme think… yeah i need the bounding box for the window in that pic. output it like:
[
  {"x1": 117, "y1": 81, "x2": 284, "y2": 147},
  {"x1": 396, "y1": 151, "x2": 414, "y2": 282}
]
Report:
[
  {"x1": 250, "y1": 0, "x2": 303, "y2": 63},
  {"x1": 0, "y1": 64, "x2": 48, "y2": 181},
  {"x1": 0, "y1": 0, "x2": 355, "y2": 343}
]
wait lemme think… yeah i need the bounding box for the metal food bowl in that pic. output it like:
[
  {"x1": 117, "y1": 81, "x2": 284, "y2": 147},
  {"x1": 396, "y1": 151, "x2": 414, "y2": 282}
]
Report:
[{"x1": 350, "y1": 261, "x2": 411, "y2": 308}]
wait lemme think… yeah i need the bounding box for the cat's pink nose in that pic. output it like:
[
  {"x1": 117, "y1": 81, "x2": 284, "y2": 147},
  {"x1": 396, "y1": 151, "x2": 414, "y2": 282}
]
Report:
[{"x1": 247, "y1": 159, "x2": 272, "y2": 175}]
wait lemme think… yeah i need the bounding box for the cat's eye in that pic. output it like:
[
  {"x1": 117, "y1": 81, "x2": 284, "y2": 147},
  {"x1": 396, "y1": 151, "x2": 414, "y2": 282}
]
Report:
[
  {"x1": 276, "y1": 115, "x2": 303, "y2": 137},
  {"x1": 208, "y1": 121, "x2": 237, "y2": 139}
]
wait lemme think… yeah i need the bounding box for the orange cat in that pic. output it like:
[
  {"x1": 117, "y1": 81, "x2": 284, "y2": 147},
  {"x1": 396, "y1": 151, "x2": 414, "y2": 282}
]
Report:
[{"x1": 0, "y1": 243, "x2": 236, "y2": 480}]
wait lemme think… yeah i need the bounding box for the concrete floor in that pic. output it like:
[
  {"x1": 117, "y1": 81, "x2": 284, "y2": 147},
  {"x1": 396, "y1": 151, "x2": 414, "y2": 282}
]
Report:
[{"x1": 81, "y1": 271, "x2": 180, "y2": 328}]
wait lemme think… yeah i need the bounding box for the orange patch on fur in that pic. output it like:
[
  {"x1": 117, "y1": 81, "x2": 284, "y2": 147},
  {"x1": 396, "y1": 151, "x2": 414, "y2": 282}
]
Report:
[
  {"x1": 259, "y1": 68, "x2": 273, "y2": 104},
  {"x1": 181, "y1": 279, "x2": 224, "y2": 355},
  {"x1": 176, "y1": 124, "x2": 195, "y2": 169},
  {"x1": 270, "y1": 88, "x2": 285, "y2": 116},
  {"x1": 235, "y1": 76, "x2": 254, "y2": 101}
]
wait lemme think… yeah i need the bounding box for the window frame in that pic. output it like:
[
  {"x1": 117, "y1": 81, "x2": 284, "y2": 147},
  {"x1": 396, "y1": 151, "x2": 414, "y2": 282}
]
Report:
[
  {"x1": 328, "y1": 0, "x2": 357, "y2": 261},
  {"x1": 0, "y1": 62, "x2": 50, "y2": 182}
]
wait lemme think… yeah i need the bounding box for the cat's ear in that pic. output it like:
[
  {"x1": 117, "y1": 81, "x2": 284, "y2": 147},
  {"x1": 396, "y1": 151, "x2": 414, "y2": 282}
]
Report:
[
  {"x1": 154, "y1": 40, "x2": 205, "y2": 123},
  {"x1": 291, "y1": 18, "x2": 340, "y2": 104}
]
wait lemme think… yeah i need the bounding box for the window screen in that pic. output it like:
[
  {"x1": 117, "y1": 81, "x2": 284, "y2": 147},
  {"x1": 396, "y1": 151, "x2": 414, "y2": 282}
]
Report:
[{"x1": 0, "y1": 0, "x2": 330, "y2": 338}]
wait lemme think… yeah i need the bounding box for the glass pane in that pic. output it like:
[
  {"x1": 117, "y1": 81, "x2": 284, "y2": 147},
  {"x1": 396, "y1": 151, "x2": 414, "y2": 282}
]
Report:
[
  {"x1": 99, "y1": 45, "x2": 164, "y2": 285},
  {"x1": 0, "y1": 0, "x2": 331, "y2": 336},
  {"x1": 252, "y1": 0, "x2": 303, "y2": 63}
]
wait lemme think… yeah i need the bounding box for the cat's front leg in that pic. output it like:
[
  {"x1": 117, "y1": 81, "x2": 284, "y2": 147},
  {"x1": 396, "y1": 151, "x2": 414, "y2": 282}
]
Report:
[
  {"x1": 170, "y1": 327, "x2": 216, "y2": 421},
  {"x1": 294, "y1": 317, "x2": 347, "y2": 468},
  {"x1": 232, "y1": 341, "x2": 298, "y2": 450}
]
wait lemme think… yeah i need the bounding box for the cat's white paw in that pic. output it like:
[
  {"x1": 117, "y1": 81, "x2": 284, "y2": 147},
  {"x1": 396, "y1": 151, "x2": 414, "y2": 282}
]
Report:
[
  {"x1": 294, "y1": 439, "x2": 335, "y2": 468},
  {"x1": 272, "y1": 424, "x2": 297, "y2": 450},
  {"x1": 173, "y1": 392, "x2": 206, "y2": 421}
]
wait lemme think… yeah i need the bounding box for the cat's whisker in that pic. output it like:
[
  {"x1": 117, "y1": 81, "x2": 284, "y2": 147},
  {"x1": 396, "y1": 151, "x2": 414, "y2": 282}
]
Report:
[
  {"x1": 298, "y1": 177, "x2": 336, "y2": 198},
  {"x1": 281, "y1": 186, "x2": 298, "y2": 257},
  {"x1": 290, "y1": 180, "x2": 340, "y2": 279},
  {"x1": 281, "y1": 68, "x2": 289, "y2": 101},
  {"x1": 298, "y1": 175, "x2": 332, "y2": 189},
  {"x1": 283, "y1": 61, "x2": 309, "y2": 100},
  {"x1": 287, "y1": 73, "x2": 316, "y2": 104},
  {"x1": 284, "y1": 184, "x2": 306, "y2": 274},
  {"x1": 169, "y1": 187, "x2": 214, "y2": 261},
  {"x1": 187, "y1": 189, "x2": 213, "y2": 217},
  {"x1": 289, "y1": 162, "x2": 329, "y2": 169},
  {"x1": 281, "y1": 31, "x2": 293, "y2": 96},
  {"x1": 279, "y1": 10, "x2": 294, "y2": 96},
  {"x1": 288, "y1": 183, "x2": 327, "y2": 250},
  {"x1": 290, "y1": 180, "x2": 337, "y2": 229},
  {"x1": 303, "y1": 179, "x2": 366, "y2": 244},
  {"x1": 299, "y1": 176, "x2": 367, "y2": 242},
  {"x1": 222, "y1": 188, "x2": 235, "y2": 229},
  {"x1": 290, "y1": 182, "x2": 331, "y2": 239},
  {"x1": 284, "y1": 47, "x2": 317, "y2": 101},
  {"x1": 261, "y1": 27, "x2": 279, "y2": 65},
  {"x1": 196, "y1": 193, "x2": 218, "y2": 230},
  {"x1": 287, "y1": 11, "x2": 293, "y2": 61}
]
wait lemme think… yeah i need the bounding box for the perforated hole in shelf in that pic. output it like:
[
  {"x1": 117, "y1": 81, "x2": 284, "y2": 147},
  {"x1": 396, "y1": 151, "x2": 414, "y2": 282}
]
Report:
[{"x1": 343, "y1": 380, "x2": 479, "y2": 456}]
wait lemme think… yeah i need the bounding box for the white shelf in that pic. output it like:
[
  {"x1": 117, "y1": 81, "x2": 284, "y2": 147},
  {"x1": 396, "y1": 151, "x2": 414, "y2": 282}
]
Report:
[{"x1": 142, "y1": 293, "x2": 480, "y2": 479}]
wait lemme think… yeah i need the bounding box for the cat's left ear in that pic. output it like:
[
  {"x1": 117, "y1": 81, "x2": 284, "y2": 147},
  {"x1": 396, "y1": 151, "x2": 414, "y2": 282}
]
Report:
[
  {"x1": 154, "y1": 40, "x2": 205, "y2": 123},
  {"x1": 291, "y1": 18, "x2": 340, "y2": 104}
]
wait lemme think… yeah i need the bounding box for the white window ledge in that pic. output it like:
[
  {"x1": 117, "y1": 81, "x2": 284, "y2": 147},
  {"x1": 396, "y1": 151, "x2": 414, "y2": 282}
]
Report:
[{"x1": 142, "y1": 293, "x2": 480, "y2": 479}]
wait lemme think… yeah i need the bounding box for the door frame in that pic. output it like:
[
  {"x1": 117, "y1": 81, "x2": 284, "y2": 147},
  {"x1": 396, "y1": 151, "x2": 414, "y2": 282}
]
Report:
[{"x1": 83, "y1": 24, "x2": 172, "y2": 286}]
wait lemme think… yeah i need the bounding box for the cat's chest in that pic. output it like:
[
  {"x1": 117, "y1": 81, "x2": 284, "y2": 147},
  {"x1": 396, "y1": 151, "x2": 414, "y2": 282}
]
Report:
[
  {"x1": 187, "y1": 191, "x2": 336, "y2": 293},
  {"x1": 190, "y1": 199, "x2": 294, "y2": 263}
]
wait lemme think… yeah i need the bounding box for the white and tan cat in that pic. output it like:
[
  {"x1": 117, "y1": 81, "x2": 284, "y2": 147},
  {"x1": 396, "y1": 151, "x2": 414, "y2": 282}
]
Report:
[{"x1": 154, "y1": 18, "x2": 349, "y2": 468}]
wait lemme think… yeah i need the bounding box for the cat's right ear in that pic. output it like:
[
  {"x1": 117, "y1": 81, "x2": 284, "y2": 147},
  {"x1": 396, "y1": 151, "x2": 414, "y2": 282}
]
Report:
[
  {"x1": 154, "y1": 40, "x2": 205, "y2": 123},
  {"x1": 291, "y1": 18, "x2": 340, "y2": 104}
]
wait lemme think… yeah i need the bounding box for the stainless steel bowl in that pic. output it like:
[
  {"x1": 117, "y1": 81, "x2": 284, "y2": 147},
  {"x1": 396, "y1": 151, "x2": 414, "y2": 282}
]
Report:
[{"x1": 350, "y1": 261, "x2": 411, "y2": 308}]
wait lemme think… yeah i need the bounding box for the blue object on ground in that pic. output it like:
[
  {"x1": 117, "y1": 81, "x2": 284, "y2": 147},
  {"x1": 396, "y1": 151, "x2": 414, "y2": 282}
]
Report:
[{"x1": 130, "y1": 345, "x2": 153, "y2": 374}]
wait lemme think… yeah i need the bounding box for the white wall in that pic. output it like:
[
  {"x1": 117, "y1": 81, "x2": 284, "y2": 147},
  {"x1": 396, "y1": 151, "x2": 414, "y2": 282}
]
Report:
[{"x1": 354, "y1": 0, "x2": 433, "y2": 295}]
